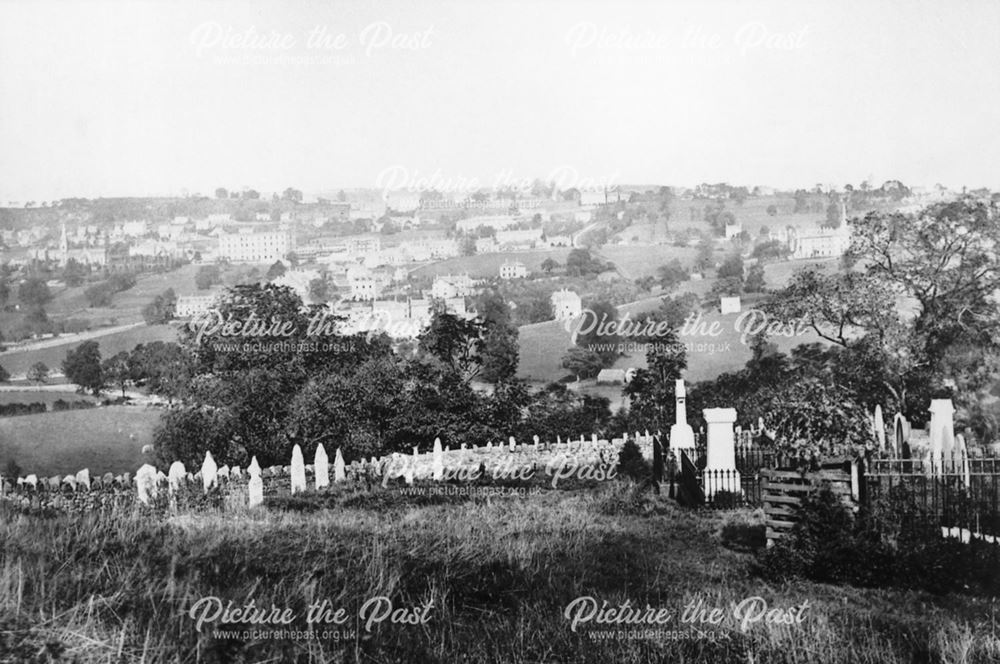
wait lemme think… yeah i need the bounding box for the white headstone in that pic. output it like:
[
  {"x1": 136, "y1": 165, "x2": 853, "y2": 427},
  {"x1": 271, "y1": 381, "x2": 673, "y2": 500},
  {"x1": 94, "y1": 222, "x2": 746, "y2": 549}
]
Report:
[
  {"x1": 201, "y1": 452, "x2": 218, "y2": 493},
  {"x1": 25, "y1": 474, "x2": 38, "y2": 489},
  {"x1": 533, "y1": 434, "x2": 540, "y2": 448},
  {"x1": 247, "y1": 456, "x2": 263, "y2": 508},
  {"x1": 702, "y1": 408, "x2": 741, "y2": 498},
  {"x1": 75, "y1": 468, "x2": 91, "y2": 491},
  {"x1": 315, "y1": 444, "x2": 330, "y2": 489},
  {"x1": 135, "y1": 464, "x2": 158, "y2": 505},
  {"x1": 290, "y1": 444, "x2": 307, "y2": 494},
  {"x1": 873, "y1": 405, "x2": 886, "y2": 451},
  {"x1": 508, "y1": 436, "x2": 516, "y2": 452},
  {"x1": 217, "y1": 465, "x2": 230, "y2": 481},
  {"x1": 168, "y1": 461, "x2": 186, "y2": 494},
  {"x1": 670, "y1": 380, "x2": 696, "y2": 451},
  {"x1": 928, "y1": 399, "x2": 955, "y2": 462},
  {"x1": 432, "y1": 438, "x2": 444, "y2": 481},
  {"x1": 334, "y1": 448, "x2": 346, "y2": 483}
]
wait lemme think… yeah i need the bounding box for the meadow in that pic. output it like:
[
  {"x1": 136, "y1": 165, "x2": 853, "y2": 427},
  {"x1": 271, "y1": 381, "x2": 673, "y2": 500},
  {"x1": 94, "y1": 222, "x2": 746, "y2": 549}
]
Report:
[
  {"x1": 0, "y1": 323, "x2": 178, "y2": 378},
  {"x1": 0, "y1": 405, "x2": 160, "y2": 477},
  {"x1": 515, "y1": 256, "x2": 837, "y2": 385},
  {"x1": 409, "y1": 249, "x2": 573, "y2": 280},
  {"x1": 0, "y1": 480, "x2": 995, "y2": 663}
]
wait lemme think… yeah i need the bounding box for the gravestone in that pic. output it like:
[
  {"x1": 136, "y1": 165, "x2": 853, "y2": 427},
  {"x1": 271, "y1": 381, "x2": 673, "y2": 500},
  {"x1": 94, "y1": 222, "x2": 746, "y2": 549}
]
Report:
[
  {"x1": 247, "y1": 456, "x2": 263, "y2": 508},
  {"x1": 702, "y1": 408, "x2": 740, "y2": 499},
  {"x1": 168, "y1": 462, "x2": 186, "y2": 494},
  {"x1": 432, "y1": 438, "x2": 444, "y2": 481},
  {"x1": 290, "y1": 445, "x2": 307, "y2": 494},
  {"x1": 315, "y1": 443, "x2": 330, "y2": 489},
  {"x1": 928, "y1": 399, "x2": 956, "y2": 462},
  {"x1": 201, "y1": 452, "x2": 218, "y2": 493},
  {"x1": 334, "y1": 448, "x2": 346, "y2": 483},
  {"x1": 218, "y1": 465, "x2": 230, "y2": 481},
  {"x1": 134, "y1": 464, "x2": 158, "y2": 505},
  {"x1": 669, "y1": 380, "x2": 696, "y2": 452},
  {"x1": 873, "y1": 405, "x2": 886, "y2": 451},
  {"x1": 75, "y1": 469, "x2": 91, "y2": 491},
  {"x1": 509, "y1": 436, "x2": 516, "y2": 452}
]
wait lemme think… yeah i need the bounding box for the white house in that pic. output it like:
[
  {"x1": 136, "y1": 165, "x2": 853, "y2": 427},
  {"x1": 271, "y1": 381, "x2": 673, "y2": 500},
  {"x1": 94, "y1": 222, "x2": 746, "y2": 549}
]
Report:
[
  {"x1": 551, "y1": 288, "x2": 582, "y2": 321},
  {"x1": 499, "y1": 261, "x2": 527, "y2": 279}
]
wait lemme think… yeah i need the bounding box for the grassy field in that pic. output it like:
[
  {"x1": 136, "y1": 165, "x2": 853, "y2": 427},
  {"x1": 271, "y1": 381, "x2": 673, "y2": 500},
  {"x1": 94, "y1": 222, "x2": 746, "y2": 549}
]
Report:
[
  {"x1": 410, "y1": 249, "x2": 572, "y2": 280},
  {"x1": 0, "y1": 481, "x2": 995, "y2": 662},
  {"x1": 0, "y1": 323, "x2": 178, "y2": 377},
  {"x1": 596, "y1": 245, "x2": 700, "y2": 280},
  {"x1": 0, "y1": 389, "x2": 98, "y2": 406},
  {"x1": 0, "y1": 405, "x2": 161, "y2": 476},
  {"x1": 516, "y1": 257, "x2": 840, "y2": 384}
]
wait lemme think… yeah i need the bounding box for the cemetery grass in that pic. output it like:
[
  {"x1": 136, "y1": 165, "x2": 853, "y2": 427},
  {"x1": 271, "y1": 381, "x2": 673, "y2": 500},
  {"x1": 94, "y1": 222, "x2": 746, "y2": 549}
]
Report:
[{"x1": 1, "y1": 481, "x2": 997, "y2": 663}]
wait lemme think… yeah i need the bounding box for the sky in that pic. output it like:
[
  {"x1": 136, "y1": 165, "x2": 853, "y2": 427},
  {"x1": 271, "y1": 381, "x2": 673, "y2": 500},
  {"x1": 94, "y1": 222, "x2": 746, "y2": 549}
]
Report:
[{"x1": 1, "y1": 0, "x2": 998, "y2": 201}]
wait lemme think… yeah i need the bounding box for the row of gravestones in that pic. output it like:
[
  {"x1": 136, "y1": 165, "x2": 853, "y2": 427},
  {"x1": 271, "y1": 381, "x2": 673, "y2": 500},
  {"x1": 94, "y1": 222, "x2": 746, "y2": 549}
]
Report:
[{"x1": 0, "y1": 433, "x2": 654, "y2": 509}]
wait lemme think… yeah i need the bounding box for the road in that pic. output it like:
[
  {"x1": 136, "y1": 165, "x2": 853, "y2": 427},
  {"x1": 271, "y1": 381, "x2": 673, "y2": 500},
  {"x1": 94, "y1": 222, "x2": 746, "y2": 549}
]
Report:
[{"x1": 0, "y1": 322, "x2": 145, "y2": 357}]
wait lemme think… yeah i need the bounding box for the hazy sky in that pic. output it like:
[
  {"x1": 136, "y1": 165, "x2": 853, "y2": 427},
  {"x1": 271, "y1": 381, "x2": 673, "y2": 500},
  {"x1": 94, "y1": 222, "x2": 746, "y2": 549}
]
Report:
[{"x1": 1, "y1": 0, "x2": 998, "y2": 201}]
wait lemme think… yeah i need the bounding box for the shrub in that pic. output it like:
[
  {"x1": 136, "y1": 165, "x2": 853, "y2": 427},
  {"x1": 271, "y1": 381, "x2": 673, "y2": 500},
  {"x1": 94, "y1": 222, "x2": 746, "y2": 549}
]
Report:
[
  {"x1": 756, "y1": 486, "x2": 1000, "y2": 595},
  {"x1": 616, "y1": 438, "x2": 649, "y2": 481}
]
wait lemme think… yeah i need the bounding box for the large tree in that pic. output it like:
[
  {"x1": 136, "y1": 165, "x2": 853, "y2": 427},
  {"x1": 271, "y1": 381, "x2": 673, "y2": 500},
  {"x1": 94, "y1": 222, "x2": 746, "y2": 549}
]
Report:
[
  {"x1": 63, "y1": 341, "x2": 104, "y2": 395},
  {"x1": 764, "y1": 197, "x2": 1000, "y2": 424}
]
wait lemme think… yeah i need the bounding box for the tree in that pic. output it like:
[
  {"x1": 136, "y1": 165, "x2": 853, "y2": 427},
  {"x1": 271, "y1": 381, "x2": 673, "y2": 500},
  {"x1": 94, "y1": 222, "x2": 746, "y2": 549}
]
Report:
[
  {"x1": 18, "y1": 278, "x2": 52, "y2": 307},
  {"x1": 766, "y1": 205, "x2": 778, "y2": 217},
  {"x1": 540, "y1": 257, "x2": 559, "y2": 274},
  {"x1": 102, "y1": 351, "x2": 132, "y2": 398},
  {"x1": 475, "y1": 292, "x2": 519, "y2": 384},
  {"x1": 657, "y1": 259, "x2": 689, "y2": 291},
  {"x1": 195, "y1": 265, "x2": 221, "y2": 290},
  {"x1": 266, "y1": 261, "x2": 287, "y2": 280},
  {"x1": 716, "y1": 254, "x2": 744, "y2": 281},
  {"x1": 561, "y1": 347, "x2": 604, "y2": 380},
  {"x1": 574, "y1": 300, "x2": 620, "y2": 367},
  {"x1": 63, "y1": 340, "x2": 103, "y2": 394},
  {"x1": 752, "y1": 239, "x2": 791, "y2": 263},
  {"x1": 27, "y1": 362, "x2": 49, "y2": 383},
  {"x1": 623, "y1": 327, "x2": 687, "y2": 431},
  {"x1": 84, "y1": 281, "x2": 116, "y2": 307},
  {"x1": 308, "y1": 277, "x2": 329, "y2": 303},
  {"x1": 215, "y1": 187, "x2": 228, "y2": 199},
  {"x1": 695, "y1": 237, "x2": 714, "y2": 271},
  {"x1": 418, "y1": 309, "x2": 485, "y2": 381},
  {"x1": 823, "y1": 201, "x2": 842, "y2": 229},
  {"x1": 744, "y1": 264, "x2": 766, "y2": 293},
  {"x1": 764, "y1": 198, "x2": 1000, "y2": 421},
  {"x1": 565, "y1": 248, "x2": 605, "y2": 277},
  {"x1": 459, "y1": 236, "x2": 477, "y2": 256},
  {"x1": 61, "y1": 259, "x2": 86, "y2": 287},
  {"x1": 142, "y1": 288, "x2": 177, "y2": 325}
]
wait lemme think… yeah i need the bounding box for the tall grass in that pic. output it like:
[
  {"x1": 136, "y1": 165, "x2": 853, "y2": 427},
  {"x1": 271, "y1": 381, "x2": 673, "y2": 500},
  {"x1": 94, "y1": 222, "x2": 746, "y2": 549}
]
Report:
[{"x1": 0, "y1": 481, "x2": 996, "y2": 663}]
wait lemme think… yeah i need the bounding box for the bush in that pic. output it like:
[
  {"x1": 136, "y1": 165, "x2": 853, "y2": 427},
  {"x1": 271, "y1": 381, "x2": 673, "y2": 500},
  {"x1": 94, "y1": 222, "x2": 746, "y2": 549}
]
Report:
[
  {"x1": 616, "y1": 438, "x2": 649, "y2": 481},
  {"x1": 756, "y1": 486, "x2": 1000, "y2": 595}
]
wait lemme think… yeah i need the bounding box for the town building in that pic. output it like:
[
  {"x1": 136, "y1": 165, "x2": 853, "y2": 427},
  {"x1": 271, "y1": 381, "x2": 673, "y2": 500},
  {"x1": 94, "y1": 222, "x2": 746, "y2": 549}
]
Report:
[
  {"x1": 175, "y1": 294, "x2": 220, "y2": 318},
  {"x1": 217, "y1": 229, "x2": 293, "y2": 263},
  {"x1": 499, "y1": 261, "x2": 527, "y2": 279},
  {"x1": 431, "y1": 273, "x2": 476, "y2": 299},
  {"x1": 551, "y1": 288, "x2": 582, "y2": 321}
]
